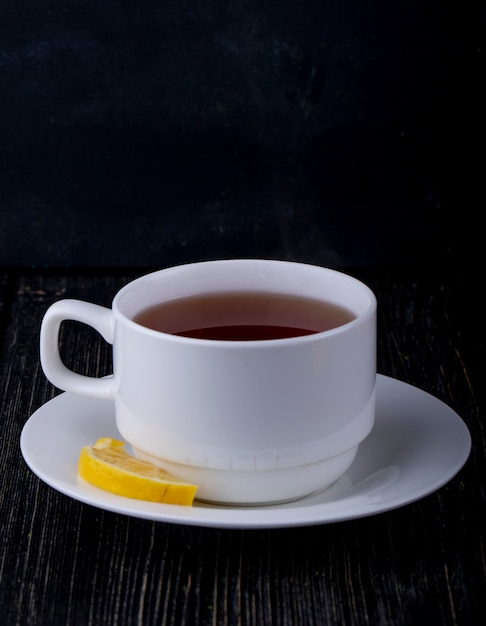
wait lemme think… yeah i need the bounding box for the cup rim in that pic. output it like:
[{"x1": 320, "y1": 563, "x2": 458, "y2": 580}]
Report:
[{"x1": 112, "y1": 259, "x2": 377, "y2": 345}]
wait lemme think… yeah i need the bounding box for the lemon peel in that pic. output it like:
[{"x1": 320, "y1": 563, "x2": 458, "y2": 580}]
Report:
[{"x1": 78, "y1": 437, "x2": 197, "y2": 505}]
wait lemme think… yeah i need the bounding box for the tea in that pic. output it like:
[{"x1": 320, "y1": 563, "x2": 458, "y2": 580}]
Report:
[{"x1": 133, "y1": 292, "x2": 355, "y2": 341}]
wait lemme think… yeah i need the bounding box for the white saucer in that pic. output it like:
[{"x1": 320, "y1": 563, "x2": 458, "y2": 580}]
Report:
[{"x1": 20, "y1": 375, "x2": 471, "y2": 529}]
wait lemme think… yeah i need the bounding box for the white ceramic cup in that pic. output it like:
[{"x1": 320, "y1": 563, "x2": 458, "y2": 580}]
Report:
[{"x1": 40, "y1": 259, "x2": 377, "y2": 505}]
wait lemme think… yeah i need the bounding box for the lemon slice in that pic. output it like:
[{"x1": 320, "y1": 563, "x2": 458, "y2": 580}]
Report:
[{"x1": 78, "y1": 437, "x2": 198, "y2": 505}]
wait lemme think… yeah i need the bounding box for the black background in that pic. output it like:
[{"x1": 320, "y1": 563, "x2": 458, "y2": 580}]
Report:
[{"x1": 0, "y1": 1, "x2": 482, "y2": 270}]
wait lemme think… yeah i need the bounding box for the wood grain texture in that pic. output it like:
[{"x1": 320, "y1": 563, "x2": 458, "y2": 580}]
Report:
[{"x1": 0, "y1": 269, "x2": 484, "y2": 625}]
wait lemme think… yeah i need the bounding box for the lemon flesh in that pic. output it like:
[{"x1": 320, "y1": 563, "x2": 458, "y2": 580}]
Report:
[{"x1": 78, "y1": 437, "x2": 198, "y2": 505}]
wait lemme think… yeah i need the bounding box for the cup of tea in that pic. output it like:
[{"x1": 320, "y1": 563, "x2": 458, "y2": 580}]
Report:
[{"x1": 40, "y1": 259, "x2": 377, "y2": 505}]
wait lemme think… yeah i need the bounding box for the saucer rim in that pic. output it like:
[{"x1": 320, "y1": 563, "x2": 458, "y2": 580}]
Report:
[{"x1": 20, "y1": 374, "x2": 472, "y2": 529}]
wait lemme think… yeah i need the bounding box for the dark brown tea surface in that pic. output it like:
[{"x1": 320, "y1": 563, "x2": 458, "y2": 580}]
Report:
[{"x1": 133, "y1": 292, "x2": 355, "y2": 341}]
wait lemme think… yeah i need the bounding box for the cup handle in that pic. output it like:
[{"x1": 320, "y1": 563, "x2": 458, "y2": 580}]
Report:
[{"x1": 40, "y1": 299, "x2": 115, "y2": 399}]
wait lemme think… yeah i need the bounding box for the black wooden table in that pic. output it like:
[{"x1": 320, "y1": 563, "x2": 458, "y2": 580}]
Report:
[{"x1": 0, "y1": 266, "x2": 484, "y2": 625}]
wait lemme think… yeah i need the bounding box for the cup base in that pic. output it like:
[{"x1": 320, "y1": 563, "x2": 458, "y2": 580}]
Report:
[
  {"x1": 194, "y1": 485, "x2": 331, "y2": 508},
  {"x1": 133, "y1": 445, "x2": 359, "y2": 506}
]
